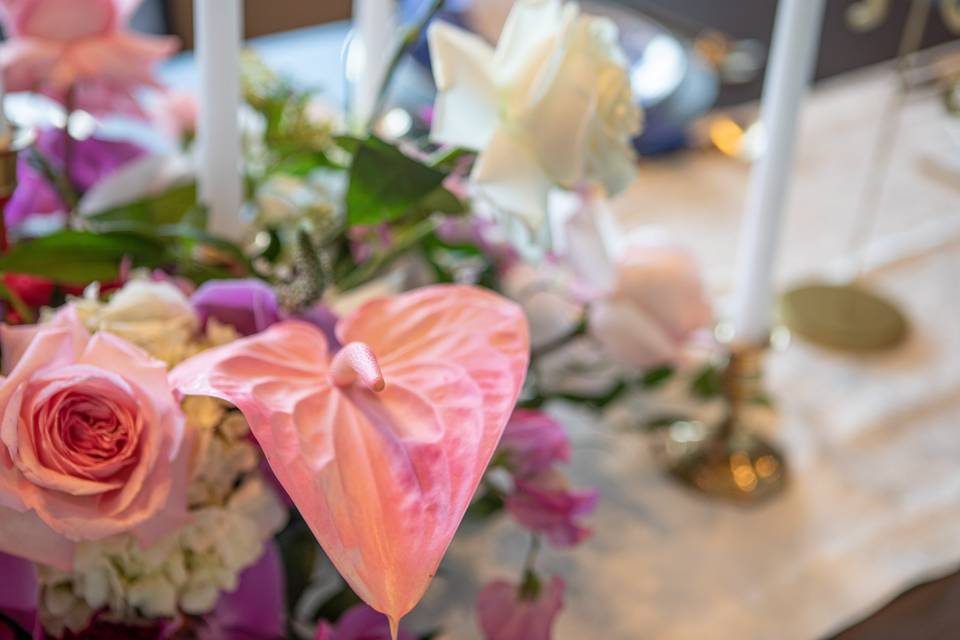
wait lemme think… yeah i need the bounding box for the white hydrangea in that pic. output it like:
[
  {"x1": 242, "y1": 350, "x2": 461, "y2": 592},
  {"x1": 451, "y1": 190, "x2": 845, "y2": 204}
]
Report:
[{"x1": 37, "y1": 476, "x2": 287, "y2": 635}]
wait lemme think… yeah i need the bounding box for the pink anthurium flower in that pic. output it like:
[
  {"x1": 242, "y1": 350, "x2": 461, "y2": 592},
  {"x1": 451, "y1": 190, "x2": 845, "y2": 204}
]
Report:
[
  {"x1": 170, "y1": 285, "x2": 530, "y2": 635},
  {"x1": 0, "y1": 0, "x2": 178, "y2": 116}
]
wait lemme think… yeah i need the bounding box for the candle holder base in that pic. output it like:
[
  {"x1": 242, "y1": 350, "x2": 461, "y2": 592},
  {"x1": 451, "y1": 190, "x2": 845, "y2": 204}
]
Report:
[
  {"x1": 780, "y1": 282, "x2": 908, "y2": 353},
  {"x1": 654, "y1": 340, "x2": 788, "y2": 504},
  {"x1": 657, "y1": 419, "x2": 787, "y2": 503}
]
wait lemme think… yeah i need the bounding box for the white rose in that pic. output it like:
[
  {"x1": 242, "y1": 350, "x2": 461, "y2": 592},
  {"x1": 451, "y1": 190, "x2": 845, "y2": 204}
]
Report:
[
  {"x1": 74, "y1": 280, "x2": 199, "y2": 364},
  {"x1": 429, "y1": 0, "x2": 641, "y2": 234}
]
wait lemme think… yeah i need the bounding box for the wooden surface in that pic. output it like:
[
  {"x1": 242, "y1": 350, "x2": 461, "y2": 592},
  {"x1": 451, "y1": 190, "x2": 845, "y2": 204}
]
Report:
[
  {"x1": 166, "y1": 0, "x2": 351, "y2": 48},
  {"x1": 832, "y1": 572, "x2": 960, "y2": 639}
]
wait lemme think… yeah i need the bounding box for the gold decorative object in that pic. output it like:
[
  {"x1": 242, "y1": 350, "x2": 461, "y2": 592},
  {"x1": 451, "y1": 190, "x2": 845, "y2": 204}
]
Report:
[
  {"x1": 657, "y1": 340, "x2": 787, "y2": 503},
  {"x1": 781, "y1": 283, "x2": 908, "y2": 352},
  {"x1": 0, "y1": 128, "x2": 34, "y2": 200}
]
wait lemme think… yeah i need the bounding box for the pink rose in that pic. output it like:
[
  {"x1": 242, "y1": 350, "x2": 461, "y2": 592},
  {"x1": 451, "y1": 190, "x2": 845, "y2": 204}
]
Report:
[
  {"x1": 589, "y1": 237, "x2": 713, "y2": 369},
  {"x1": 0, "y1": 308, "x2": 189, "y2": 571},
  {"x1": 477, "y1": 575, "x2": 565, "y2": 640},
  {"x1": 564, "y1": 191, "x2": 713, "y2": 369}
]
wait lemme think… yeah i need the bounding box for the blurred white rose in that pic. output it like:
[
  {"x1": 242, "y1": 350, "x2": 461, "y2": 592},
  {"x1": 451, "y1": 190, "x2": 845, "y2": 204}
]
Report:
[
  {"x1": 563, "y1": 192, "x2": 713, "y2": 369},
  {"x1": 428, "y1": 0, "x2": 641, "y2": 236}
]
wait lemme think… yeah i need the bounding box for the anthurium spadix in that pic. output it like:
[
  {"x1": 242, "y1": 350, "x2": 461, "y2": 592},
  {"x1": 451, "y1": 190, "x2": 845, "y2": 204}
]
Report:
[{"x1": 170, "y1": 285, "x2": 530, "y2": 634}]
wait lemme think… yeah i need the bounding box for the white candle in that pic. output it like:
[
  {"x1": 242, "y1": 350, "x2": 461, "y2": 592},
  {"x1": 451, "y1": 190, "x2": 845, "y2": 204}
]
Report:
[
  {"x1": 731, "y1": 0, "x2": 826, "y2": 343},
  {"x1": 195, "y1": 0, "x2": 244, "y2": 240},
  {"x1": 351, "y1": 0, "x2": 398, "y2": 127}
]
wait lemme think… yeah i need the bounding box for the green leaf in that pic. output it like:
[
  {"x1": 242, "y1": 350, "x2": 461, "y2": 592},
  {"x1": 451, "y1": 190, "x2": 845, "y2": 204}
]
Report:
[
  {"x1": 691, "y1": 364, "x2": 724, "y2": 399},
  {"x1": 641, "y1": 366, "x2": 674, "y2": 388},
  {"x1": 85, "y1": 183, "x2": 199, "y2": 229},
  {"x1": 276, "y1": 518, "x2": 318, "y2": 618},
  {"x1": 0, "y1": 231, "x2": 168, "y2": 283},
  {"x1": 410, "y1": 185, "x2": 467, "y2": 217},
  {"x1": 346, "y1": 136, "x2": 448, "y2": 225}
]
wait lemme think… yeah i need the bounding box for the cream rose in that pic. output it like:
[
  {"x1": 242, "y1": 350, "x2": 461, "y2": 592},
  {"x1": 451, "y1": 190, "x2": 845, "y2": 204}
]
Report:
[
  {"x1": 0, "y1": 308, "x2": 190, "y2": 571},
  {"x1": 73, "y1": 280, "x2": 199, "y2": 365},
  {"x1": 429, "y1": 0, "x2": 642, "y2": 234}
]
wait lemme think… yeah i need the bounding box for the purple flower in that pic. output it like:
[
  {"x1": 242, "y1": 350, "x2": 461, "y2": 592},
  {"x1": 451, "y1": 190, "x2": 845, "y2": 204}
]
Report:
[
  {"x1": 0, "y1": 552, "x2": 38, "y2": 640},
  {"x1": 314, "y1": 605, "x2": 414, "y2": 640},
  {"x1": 498, "y1": 410, "x2": 571, "y2": 480},
  {"x1": 191, "y1": 279, "x2": 282, "y2": 336},
  {"x1": 476, "y1": 575, "x2": 565, "y2": 640},
  {"x1": 6, "y1": 128, "x2": 145, "y2": 229},
  {"x1": 293, "y1": 303, "x2": 341, "y2": 351},
  {"x1": 505, "y1": 470, "x2": 599, "y2": 548},
  {"x1": 200, "y1": 543, "x2": 286, "y2": 640}
]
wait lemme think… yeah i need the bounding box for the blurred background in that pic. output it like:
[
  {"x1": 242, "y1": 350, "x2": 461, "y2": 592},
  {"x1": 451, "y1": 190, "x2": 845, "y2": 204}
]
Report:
[{"x1": 126, "y1": 0, "x2": 959, "y2": 106}]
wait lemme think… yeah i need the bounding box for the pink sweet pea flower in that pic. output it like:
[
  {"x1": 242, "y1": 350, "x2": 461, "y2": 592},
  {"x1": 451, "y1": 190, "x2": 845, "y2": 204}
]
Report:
[
  {"x1": 0, "y1": 307, "x2": 190, "y2": 571},
  {"x1": 0, "y1": 0, "x2": 178, "y2": 116},
  {"x1": 505, "y1": 470, "x2": 599, "y2": 548},
  {"x1": 476, "y1": 575, "x2": 565, "y2": 640},
  {"x1": 314, "y1": 605, "x2": 415, "y2": 640},
  {"x1": 498, "y1": 410, "x2": 570, "y2": 480}
]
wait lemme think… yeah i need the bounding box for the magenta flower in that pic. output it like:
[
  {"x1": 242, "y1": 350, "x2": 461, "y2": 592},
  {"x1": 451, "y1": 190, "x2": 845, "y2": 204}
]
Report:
[
  {"x1": 200, "y1": 543, "x2": 286, "y2": 640},
  {"x1": 505, "y1": 470, "x2": 599, "y2": 548},
  {"x1": 314, "y1": 605, "x2": 415, "y2": 640},
  {"x1": 191, "y1": 279, "x2": 282, "y2": 337},
  {"x1": 0, "y1": 0, "x2": 178, "y2": 116},
  {"x1": 498, "y1": 410, "x2": 571, "y2": 480},
  {"x1": 476, "y1": 575, "x2": 565, "y2": 640},
  {"x1": 6, "y1": 128, "x2": 145, "y2": 229},
  {"x1": 0, "y1": 552, "x2": 38, "y2": 639}
]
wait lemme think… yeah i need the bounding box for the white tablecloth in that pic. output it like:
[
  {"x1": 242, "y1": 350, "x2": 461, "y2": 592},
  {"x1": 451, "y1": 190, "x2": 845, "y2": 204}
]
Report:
[{"x1": 408, "y1": 68, "x2": 960, "y2": 639}]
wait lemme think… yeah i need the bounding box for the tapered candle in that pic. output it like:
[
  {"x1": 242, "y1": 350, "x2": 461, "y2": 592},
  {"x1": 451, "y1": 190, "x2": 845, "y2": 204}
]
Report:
[
  {"x1": 351, "y1": 0, "x2": 397, "y2": 127},
  {"x1": 731, "y1": 0, "x2": 826, "y2": 342},
  {"x1": 195, "y1": 0, "x2": 244, "y2": 240}
]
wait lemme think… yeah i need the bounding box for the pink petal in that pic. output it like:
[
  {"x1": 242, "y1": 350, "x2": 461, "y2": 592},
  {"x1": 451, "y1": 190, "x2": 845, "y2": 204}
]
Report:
[
  {"x1": 0, "y1": 507, "x2": 74, "y2": 570},
  {"x1": 171, "y1": 285, "x2": 529, "y2": 627}
]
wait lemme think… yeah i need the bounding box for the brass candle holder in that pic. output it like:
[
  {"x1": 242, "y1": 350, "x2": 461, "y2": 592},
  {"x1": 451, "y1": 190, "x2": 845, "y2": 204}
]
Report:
[{"x1": 657, "y1": 340, "x2": 788, "y2": 503}]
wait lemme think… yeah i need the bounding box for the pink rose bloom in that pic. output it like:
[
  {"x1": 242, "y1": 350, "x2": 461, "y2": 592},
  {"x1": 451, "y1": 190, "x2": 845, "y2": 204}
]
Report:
[
  {"x1": 498, "y1": 410, "x2": 570, "y2": 480},
  {"x1": 505, "y1": 470, "x2": 599, "y2": 548},
  {"x1": 314, "y1": 605, "x2": 414, "y2": 640},
  {"x1": 564, "y1": 193, "x2": 713, "y2": 369},
  {"x1": 0, "y1": 0, "x2": 178, "y2": 116},
  {"x1": 0, "y1": 307, "x2": 189, "y2": 571},
  {"x1": 477, "y1": 575, "x2": 565, "y2": 640}
]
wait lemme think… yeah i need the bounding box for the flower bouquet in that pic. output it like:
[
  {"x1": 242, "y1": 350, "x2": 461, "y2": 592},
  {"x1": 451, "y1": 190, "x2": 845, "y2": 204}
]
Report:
[{"x1": 0, "y1": 0, "x2": 722, "y2": 638}]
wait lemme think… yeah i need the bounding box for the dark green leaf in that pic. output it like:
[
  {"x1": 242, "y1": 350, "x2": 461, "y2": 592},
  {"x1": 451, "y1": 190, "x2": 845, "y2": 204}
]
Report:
[
  {"x1": 409, "y1": 185, "x2": 467, "y2": 217},
  {"x1": 641, "y1": 366, "x2": 674, "y2": 388},
  {"x1": 346, "y1": 136, "x2": 447, "y2": 225},
  {"x1": 276, "y1": 516, "x2": 318, "y2": 617},
  {"x1": 0, "y1": 231, "x2": 167, "y2": 283},
  {"x1": 85, "y1": 183, "x2": 199, "y2": 229},
  {"x1": 691, "y1": 364, "x2": 724, "y2": 399}
]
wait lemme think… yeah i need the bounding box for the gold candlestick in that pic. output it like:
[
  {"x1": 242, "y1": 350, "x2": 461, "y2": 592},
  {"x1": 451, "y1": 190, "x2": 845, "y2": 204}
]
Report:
[{"x1": 657, "y1": 340, "x2": 787, "y2": 503}]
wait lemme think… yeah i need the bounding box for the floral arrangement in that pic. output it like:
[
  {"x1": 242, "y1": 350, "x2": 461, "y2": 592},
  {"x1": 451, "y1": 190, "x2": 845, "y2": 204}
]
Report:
[{"x1": 0, "y1": 0, "x2": 720, "y2": 639}]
